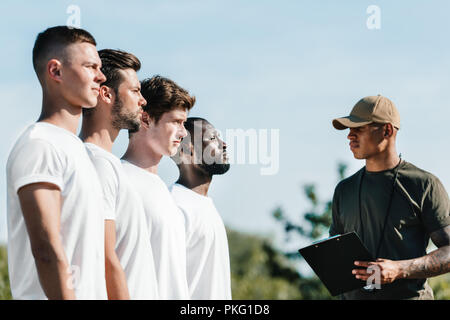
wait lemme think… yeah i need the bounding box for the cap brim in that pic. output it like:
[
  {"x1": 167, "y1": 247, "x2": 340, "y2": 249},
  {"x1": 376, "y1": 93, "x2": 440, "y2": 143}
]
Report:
[{"x1": 332, "y1": 116, "x2": 373, "y2": 130}]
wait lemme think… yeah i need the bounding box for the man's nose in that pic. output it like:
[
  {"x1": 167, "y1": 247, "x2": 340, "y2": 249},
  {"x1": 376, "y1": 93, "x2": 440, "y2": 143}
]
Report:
[
  {"x1": 97, "y1": 70, "x2": 107, "y2": 84},
  {"x1": 139, "y1": 94, "x2": 147, "y2": 107},
  {"x1": 180, "y1": 125, "x2": 188, "y2": 138},
  {"x1": 347, "y1": 129, "x2": 356, "y2": 140}
]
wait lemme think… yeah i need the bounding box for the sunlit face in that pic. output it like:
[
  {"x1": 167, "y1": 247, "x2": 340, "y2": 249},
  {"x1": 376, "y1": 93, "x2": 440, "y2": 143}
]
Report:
[
  {"x1": 347, "y1": 123, "x2": 386, "y2": 159},
  {"x1": 197, "y1": 122, "x2": 230, "y2": 175},
  {"x1": 148, "y1": 108, "x2": 188, "y2": 157},
  {"x1": 201, "y1": 123, "x2": 228, "y2": 163},
  {"x1": 111, "y1": 68, "x2": 146, "y2": 132},
  {"x1": 59, "y1": 42, "x2": 106, "y2": 108}
]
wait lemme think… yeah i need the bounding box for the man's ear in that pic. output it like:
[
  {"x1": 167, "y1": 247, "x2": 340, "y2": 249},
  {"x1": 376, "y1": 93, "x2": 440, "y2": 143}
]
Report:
[
  {"x1": 384, "y1": 123, "x2": 394, "y2": 138},
  {"x1": 141, "y1": 111, "x2": 152, "y2": 129},
  {"x1": 99, "y1": 86, "x2": 113, "y2": 104},
  {"x1": 179, "y1": 140, "x2": 194, "y2": 157},
  {"x1": 177, "y1": 139, "x2": 194, "y2": 164},
  {"x1": 47, "y1": 59, "x2": 63, "y2": 82}
]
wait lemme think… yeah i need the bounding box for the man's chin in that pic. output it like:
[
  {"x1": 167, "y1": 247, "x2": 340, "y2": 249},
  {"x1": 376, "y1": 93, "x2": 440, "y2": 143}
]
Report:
[
  {"x1": 201, "y1": 163, "x2": 230, "y2": 176},
  {"x1": 83, "y1": 98, "x2": 98, "y2": 109},
  {"x1": 352, "y1": 152, "x2": 365, "y2": 160},
  {"x1": 168, "y1": 147, "x2": 179, "y2": 157}
]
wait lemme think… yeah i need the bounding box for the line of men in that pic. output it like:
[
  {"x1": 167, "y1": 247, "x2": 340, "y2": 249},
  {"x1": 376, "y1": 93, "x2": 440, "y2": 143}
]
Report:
[
  {"x1": 6, "y1": 26, "x2": 232, "y2": 299},
  {"x1": 5, "y1": 25, "x2": 450, "y2": 301}
]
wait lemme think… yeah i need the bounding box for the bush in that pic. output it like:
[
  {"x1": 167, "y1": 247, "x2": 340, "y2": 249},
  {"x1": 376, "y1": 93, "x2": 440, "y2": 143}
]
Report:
[{"x1": 0, "y1": 246, "x2": 12, "y2": 300}]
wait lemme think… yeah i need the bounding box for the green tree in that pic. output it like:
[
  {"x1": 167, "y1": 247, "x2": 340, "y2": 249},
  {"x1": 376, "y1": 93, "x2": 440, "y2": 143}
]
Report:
[
  {"x1": 273, "y1": 163, "x2": 347, "y2": 251},
  {"x1": 271, "y1": 162, "x2": 347, "y2": 299},
  {"x1": 227, "y1": 228, "x2": 303, "y2": 299},
  {"x1": 0, "y1": 245, "x2": 12, "y2": 300},
  {"x1": 429, "y1": 274, "x2": 450, "y2": 300},
  {"x1": 227, "y1": 227, "x2": 333, "y2": 300}
]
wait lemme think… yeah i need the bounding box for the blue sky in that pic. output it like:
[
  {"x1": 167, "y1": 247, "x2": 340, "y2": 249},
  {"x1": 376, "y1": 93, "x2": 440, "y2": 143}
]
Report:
[{"x1": 0, "y1": 1, "x2": 449, "y2": 255}]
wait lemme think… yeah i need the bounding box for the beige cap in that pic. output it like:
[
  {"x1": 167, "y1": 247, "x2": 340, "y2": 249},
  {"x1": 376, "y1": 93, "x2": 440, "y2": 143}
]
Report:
[{"x1": 332, "y1": 95, "x2": 400, "y2": 130}]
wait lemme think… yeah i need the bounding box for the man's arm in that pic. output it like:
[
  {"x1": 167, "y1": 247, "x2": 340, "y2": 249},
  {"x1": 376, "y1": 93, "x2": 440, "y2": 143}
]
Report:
[
  {"x1": 104, "y1": 220, "x2": 130, "y2": 300},
  {"x1": 353, "y1": 226, "x2": 450, "y2": 284},
  {"x1": 18, "y1": 182, "x2": 76, "y2": 299},
  {"x1": 397, "y1": 225, "x2": 450, "y2": 279}
]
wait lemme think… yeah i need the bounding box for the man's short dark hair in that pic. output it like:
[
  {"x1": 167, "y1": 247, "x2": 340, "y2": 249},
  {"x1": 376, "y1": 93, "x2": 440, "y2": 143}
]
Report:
[
  {"x1": 32, "y1": 26, "x2": 96, "y2": 80},
  {"x1": 183, "y1": 117, "x2": 208, "y2": 144},
  {"x1": 140, "y1": 75, "x2": 196, "y2": 123},
  {"x1": 98, "y1": 49, "x2": 141, "y2": 93},
  {"x1": 83, "y1": 49, "x2": 141, "y2": 117}
]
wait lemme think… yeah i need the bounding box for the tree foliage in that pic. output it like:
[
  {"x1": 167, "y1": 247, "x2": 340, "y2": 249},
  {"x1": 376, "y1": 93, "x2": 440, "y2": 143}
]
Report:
[
  {"x1": 0, "y1": 246, "x2": 11, "y2": 300},
  {"x1": 227, "y1": 228, "x2": 330, "y2": 299}
]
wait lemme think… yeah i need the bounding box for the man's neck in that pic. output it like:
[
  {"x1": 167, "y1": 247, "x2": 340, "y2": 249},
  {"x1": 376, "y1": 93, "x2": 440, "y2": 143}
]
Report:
[
  {"x1": 176, "y1": 168, "x2": 212, "y2": 197},
  {"x1": 365, "y1": 149, "x2": 401, "y2": 172},
  {"x1": 38, "y1": 94, "x2": 82, "y2": 135},
  {"x1": 80, "y1": 121, "x2": 119, "y2": 153},
  {"x1": 122, "y1": 139, "x2": 162, "y2": 175}
]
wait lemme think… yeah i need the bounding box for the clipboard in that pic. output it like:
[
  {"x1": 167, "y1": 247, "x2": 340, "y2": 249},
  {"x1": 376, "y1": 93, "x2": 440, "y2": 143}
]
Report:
[{"x1": 298, "y1": 231, "x2": 374, "y2": 296}]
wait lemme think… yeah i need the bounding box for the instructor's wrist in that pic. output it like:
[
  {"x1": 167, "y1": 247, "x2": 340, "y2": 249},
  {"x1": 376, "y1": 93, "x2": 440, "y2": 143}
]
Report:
[{"x1": 395, "y1": 260, "x2": 408, "y2": 280}]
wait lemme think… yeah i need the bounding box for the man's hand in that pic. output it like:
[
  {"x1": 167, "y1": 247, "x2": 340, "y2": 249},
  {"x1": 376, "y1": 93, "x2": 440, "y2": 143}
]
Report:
[
  {"x1": 352, "y1": 226, "x2": 450, "y2": 285},
  {"x1": 352, "y1": 259, "x2": 402, "y2": 284}
]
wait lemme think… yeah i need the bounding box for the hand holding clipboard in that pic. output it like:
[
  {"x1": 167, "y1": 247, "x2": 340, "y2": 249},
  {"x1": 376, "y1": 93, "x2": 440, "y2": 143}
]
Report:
[{"x1": 298, "y1": 232, "x2": 375, "y2": 296}]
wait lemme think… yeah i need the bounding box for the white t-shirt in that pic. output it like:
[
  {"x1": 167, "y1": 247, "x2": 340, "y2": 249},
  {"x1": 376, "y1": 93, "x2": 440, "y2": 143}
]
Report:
[
  {"x1": 6, "y1": 122, "x2": 107, "y2": 300},
  {"x1": 170, "y1": 183, "x2": 232, "y2": 300},
  {"x1": 121, "y1": 160, "x2": 189, "y2": 300},
  {"x1": 84, "y1": 143, "x2": 159, "y2": 300}
]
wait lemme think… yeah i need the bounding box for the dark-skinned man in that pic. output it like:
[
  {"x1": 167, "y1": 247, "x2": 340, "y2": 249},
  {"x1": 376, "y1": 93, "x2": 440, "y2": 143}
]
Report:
[
  {"x1": 170, "y1": 117, "x2": 232, "y2": 300},
  {"x1": 331, "y1": 95, "x2": 450, "y2": 300}
]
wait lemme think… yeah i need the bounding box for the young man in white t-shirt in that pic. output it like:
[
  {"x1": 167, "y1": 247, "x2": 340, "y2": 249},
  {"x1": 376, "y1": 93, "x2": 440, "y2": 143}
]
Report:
[
  {"x1": 121, "y1": 75, "x2": 195, "y2": 299},
  {"x1": 6, "y1": 26, "x2": 107, "y2": 299},
  {"x1": 80, "y1": 49, "x2": 158, "y2": 300},
  {"x1": 170, "y1": 117, "x2": 232, "y2": 300}
]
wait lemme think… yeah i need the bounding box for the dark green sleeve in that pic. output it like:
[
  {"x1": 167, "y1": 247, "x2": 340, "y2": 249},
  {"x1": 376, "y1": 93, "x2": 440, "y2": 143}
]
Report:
[
  {"x1": 330, "y1": 186, "x2": 344, "y2": 237},
  {"x1": 421, "y1": 176, "x2": 450, "y2": 234}
]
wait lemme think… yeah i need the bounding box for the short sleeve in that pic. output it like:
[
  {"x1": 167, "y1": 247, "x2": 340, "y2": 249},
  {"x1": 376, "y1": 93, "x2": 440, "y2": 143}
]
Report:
[
  {"x1": 89, "y1": 157, "x2": 118, "y2": 221},
  {"x1": 330, "y1": 185, "x2": 344, "y2": 237},
  {"x1": 421, "y1": 176, "x2": 450, "y2": 233},
  {"x1": 9, "y1": 139, "x2": 65, "y2": 193}
]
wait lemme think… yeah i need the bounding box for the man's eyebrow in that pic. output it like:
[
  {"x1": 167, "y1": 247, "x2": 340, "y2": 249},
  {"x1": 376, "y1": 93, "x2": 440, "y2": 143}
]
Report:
[{"x1": 86, "y1": 60, "x2": 101, "y2": 67}]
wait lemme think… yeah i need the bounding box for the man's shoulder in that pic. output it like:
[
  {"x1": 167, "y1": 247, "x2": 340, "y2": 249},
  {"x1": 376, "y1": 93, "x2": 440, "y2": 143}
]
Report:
[
  {"x1": 85, "y1": 144, "x2": 120, "y2": 171},
  {"x1": 399, "y1": 161, "x2": 448, "y2": 196},
  {"x1": 170, "y1": 184, "x2": 195, "y2": 208},
  {"x1": 11, "y1": 123, "x2": 56, "y2": 148},
  {"x1": 7, "y1": 124, "x2": 69, "y2": 168},
  {"x1": 400, "y1": 161, "x2": 439, "y2": 183},
  {"x1": 171, "y1": 184, "x2": 210, "y2": 215},
  {"x1": 29, "y1": 122, "x2": 81, "y2": 146}
]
